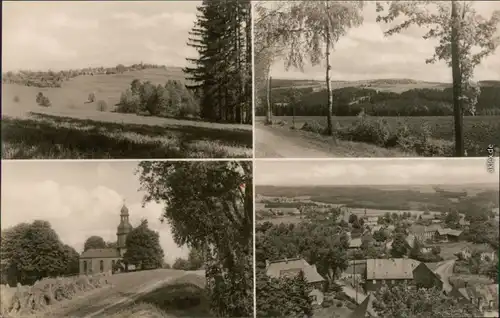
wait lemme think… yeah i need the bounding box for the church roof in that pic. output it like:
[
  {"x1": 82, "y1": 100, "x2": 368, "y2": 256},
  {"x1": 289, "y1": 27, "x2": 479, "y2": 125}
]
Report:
[{"x1": 80, "y1": 248, "x2": 121, "y2": 259}]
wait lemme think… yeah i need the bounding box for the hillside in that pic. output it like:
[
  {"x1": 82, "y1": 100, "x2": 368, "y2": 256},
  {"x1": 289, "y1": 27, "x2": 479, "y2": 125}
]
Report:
[
  {"x1": 271, "y1": 78, "x2": 500, "y2": 92},
  {"x1": 18, "y1": 269, "x2": 209, "y2": 318},
  {"x1": 2, "y1": 67, "x2": 187, "y2": 116}
]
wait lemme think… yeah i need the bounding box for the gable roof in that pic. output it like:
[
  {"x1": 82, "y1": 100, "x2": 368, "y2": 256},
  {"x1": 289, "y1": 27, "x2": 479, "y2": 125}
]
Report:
[
  {"x1": 437, "y1": 228, "x2": 463, "y2": 236},
  {"x1": 349, "y1": 293, "x2": 378, "y2": 318},
  {"x1": 80, "y1": 248, "x2": 121, "y2": 259},
  {"x1": 266, "y1": 258, "x2": 325, "y2": 283},
  {"x1": 408, "y1": 224, "x2": 442, "y2": 234},
  {"x1": 458, "y1": 284, "x2": 499, "y2": 305},
  {"x1": 366, "y1": 258, "x2": 420, "y2": 280},
  {"x1": 350, "y1": 238, "x2": 362, "y2": 248}
]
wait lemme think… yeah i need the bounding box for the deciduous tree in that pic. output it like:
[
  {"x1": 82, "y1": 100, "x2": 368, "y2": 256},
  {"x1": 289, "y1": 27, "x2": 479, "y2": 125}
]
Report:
[
  {"x1": 123, "y1": 219, "x2": 164, "y2": 270},
  {"x1": 83, "y1": 236, "x2": 106, "y2": 251},
  {"x1": 376, "y1": 1, "x2": 500, "y2": 156}
]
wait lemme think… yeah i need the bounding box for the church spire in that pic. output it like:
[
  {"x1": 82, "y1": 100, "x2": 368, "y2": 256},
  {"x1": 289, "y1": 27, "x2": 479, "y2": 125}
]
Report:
[{"x1": 117, "y1": 200, "x2": 132, "y2": 250}]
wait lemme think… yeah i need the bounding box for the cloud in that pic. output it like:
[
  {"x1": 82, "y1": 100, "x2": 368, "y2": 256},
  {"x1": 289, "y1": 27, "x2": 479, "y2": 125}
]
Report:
[
  {"x1": 1, "y1": 179, "x2": 188, "y2": 264},
  {"x1": 2, "y1": 1, "x2": 199, "y2": 71},
  {"x1": 268, "y1": 1, "x2": 500, "y2": 81}
]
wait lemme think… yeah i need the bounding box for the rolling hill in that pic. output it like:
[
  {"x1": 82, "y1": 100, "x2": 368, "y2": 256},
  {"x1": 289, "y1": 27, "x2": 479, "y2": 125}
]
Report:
[{"x1": 2, "y1": 67, "x2": 187, "y2": 116}]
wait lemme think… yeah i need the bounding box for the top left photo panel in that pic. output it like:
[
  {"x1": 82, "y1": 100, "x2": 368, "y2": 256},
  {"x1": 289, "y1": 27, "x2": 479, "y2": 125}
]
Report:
[{"x1": 2, "y1": 0, "x2": 253, "y2": 159}]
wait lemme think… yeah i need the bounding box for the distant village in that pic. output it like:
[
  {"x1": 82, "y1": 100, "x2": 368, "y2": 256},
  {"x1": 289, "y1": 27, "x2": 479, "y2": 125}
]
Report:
[{"x1": 257, "y1": 194, "x2": 499, "y2": 317}]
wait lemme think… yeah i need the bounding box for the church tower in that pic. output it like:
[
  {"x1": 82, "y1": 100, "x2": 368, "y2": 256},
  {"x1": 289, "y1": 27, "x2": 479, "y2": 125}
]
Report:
[{"x1": 117, "y1": 202, "x2": 132, "y2": 257}]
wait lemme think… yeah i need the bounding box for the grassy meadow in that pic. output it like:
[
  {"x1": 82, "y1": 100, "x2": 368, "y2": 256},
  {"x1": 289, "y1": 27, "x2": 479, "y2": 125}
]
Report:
[
  {"x1": 257, "y1": 115, "x2": 500, "y2": 157},
  {"x1": 2, "y1": 68, "x2": 252, "y2": 159}
]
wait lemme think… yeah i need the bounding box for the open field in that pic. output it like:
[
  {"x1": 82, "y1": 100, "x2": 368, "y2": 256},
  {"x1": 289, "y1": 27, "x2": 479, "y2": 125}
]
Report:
[
  {"x1": 2, "y1": 68, "x2": 252, "y2": 159},
  {"x1": 256, "y1": 116, "x2": 500, "y2": 157},
  {"x1": 7, "y1": 269, "x2": 208, "y2": 318},
  {"x1": 2, "y1": 68, "x2": 187, "y2": 113}
]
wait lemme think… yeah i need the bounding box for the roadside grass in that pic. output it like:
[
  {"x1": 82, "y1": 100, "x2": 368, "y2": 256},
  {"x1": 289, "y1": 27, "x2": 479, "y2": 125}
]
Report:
[
  {"x1": 257, "y1": 115, "x2": 500, "y2": 157},
  {"x1": 2, "y1": 113, "x2": 252, "y2": 159}
]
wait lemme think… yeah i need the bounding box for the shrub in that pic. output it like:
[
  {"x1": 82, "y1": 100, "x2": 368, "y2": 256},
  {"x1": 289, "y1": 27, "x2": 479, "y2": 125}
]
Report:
[
  {"x1": 88, "y1": 93, "x2": 96, "y2": 103},
  {"x1": 13, "y1": 96, "x2": 20, "y2": 103},
  {"x1": 36, "y1": 93, "x2": 51, "y2": 107},
  {"x1": 96, "y1": 100, "x2": 107, "y2": 112},
  {"x1": 346, "y1": 117, "x2": 391, "y2": 146},
  {"x1": 301, "y1": 121, "x2": 326, "y2": 134}
]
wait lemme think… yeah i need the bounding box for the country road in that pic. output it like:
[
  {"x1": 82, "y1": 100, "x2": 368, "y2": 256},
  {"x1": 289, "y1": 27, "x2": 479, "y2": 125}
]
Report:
[
  {"x1": 29, "y1": 269, "x2": 206, "y2": 318},
  {"x1": 255, "y1": 124, "x2": 334, "y2": 158},
  {"x1": 433, "y1": 259, "x2": 456, "y2": 293}
]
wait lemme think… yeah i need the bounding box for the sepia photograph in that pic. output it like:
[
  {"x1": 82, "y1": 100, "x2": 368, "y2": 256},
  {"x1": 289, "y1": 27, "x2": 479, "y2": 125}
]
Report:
[
  {"x1": 0, "y1": 160, "x2": 253, "y2": 317},
  {"x1": 254, "y1": 1, "x2": 500, "y2": 158},
  {"x1": 255, "y1": 158, "x2": 499, "y2": 317},
  {"x1": 1, "y1": 1, "x2": 252, "y2": 159}
]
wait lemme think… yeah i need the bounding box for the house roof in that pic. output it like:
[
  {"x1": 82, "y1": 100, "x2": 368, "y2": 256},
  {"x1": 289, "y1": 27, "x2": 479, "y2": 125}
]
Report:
[
  {"x1": 409, "y1": 224, "x2": 442, "y2": 234},
  {"x1": 420, "y1": 214, "x2": 435, "y2": 220},
  {"x1": 266, "y1": 258, "x2": 325, "y2": 283},
  {"x1": 458, "y1": 284, "x2": 499, "y2": 305},
  {"x1": 349, "y1": 238, "x2": 362, "y2": 248},
  {"x1": 437, "y1": 228, "x2": 463, "y2": 236},
  {"x1": 80, "y1": 248, "x2": 121, "y2": 259},
  {"x1": 349, "y1": 293, "x2": 378, "y2": 318},
  {"x1": 366, "y1": 258, "x2": 420, "y2": 280}
]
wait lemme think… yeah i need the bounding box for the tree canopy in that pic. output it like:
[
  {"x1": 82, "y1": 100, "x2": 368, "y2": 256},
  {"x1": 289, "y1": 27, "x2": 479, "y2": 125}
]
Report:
[
  {"x1": 123, "y1": 219, "x2": 164, "y2": 270},
  {"x1": 136, "y1": 161, "x2": 253, "y2": 317},
  {"x1": 83, "y1": 236, "x2": 107, "y2": 251}
]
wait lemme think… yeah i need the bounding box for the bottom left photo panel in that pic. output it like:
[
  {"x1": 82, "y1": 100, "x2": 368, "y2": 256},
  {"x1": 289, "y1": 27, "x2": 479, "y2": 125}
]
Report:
[{"x1": 1, "y1": 160, "x2": 254, "y2": 318}]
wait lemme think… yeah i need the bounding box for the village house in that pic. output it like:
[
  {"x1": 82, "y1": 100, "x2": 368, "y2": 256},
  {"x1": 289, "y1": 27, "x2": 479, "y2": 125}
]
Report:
[
  {"x1": 407, "y1": 224, "x2": 442, "y2": 241},
  {"x1": 434, "y1": 228, "x2": 463, "y2": 242},
  {"x1": 265, "y1": 257, "x2": 325, "y2": 305},
  {"x1": 342, "y1": 259, "x2": 367, "y2": 282},
  {"x1": 348, "y1": 293, "x2": 377, "y2": 318},
  {"x1": 79, "y1": 203, "x2": 132, "y2": 275},
  {"x1": 349, "y1": 237, "x2": 363, "y2": 249},
  {"x1": 363, "y1": 216, "x2": 379, "y2": 227},
  {"x1": 364, "y1": 258, "x2": 442, "y2": 293},
  {"x1": 458, "y1": 245, "x2": 497, "y2": 261},
  {"x1": 449, "y1": 284, "x2": 499, "y2": 316}
]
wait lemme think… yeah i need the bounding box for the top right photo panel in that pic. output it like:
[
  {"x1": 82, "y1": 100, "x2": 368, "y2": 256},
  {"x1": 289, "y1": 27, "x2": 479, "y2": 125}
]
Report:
[{"x1": 254, "y1": 1, "x2": 500, "y2": 158}]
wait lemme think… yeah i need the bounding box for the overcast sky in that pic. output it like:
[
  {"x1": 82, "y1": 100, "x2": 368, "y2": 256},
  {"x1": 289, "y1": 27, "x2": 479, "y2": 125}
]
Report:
[
  {"x1": 267, "y1": 1, "x2": 500, "y2": 82},
  {"x1": 255, "y1": 158, "x2": 500, "y2": 186},
  {"x1": 1, "y1": 161, "x2": 189, "y2": 263},
  {"x1": 2, "y1": 1, "x2": 199, "y2": 71}
]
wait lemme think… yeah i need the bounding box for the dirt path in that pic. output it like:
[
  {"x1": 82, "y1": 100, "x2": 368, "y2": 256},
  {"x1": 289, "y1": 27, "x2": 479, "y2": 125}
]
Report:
[{"x1": 255, "y1": 124, "x2": 334, "y2": 158}]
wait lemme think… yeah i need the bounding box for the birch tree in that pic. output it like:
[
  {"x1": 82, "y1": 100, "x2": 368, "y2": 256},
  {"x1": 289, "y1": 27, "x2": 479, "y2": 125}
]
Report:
[
  {"x1": 275, "y1": 1, "x2": 364, "y2": 135},
  {"x1": 376, "y1": 1, "x2": 500, "y2": 156}
]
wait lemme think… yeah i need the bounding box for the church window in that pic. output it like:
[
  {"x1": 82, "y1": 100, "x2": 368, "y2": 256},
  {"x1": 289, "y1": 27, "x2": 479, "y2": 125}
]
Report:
[
  {"x1": 100, "y1": 260, "x2": 104, "y2": 272},
  {"x1": 83, "y1": 261, "x2": 88, "y2": 274}
]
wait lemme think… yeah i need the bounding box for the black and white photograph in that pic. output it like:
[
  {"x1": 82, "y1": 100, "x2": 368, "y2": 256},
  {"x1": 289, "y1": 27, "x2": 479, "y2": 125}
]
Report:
[
  {"x1": 2, "y1": 1, "x2": 252, "y2": 159},
  {"x1": 255, "y1": 1, "x2": 500, "y2": 158},
  {"x1": 255, "y1": 158, "x2": 499, "y2": 317},
  {"x1": 0, "y1": 160, "x2": 253, "y2": 317}
]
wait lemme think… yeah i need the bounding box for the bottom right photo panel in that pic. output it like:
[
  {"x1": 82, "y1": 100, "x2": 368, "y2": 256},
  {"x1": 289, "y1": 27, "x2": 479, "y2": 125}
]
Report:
[{"x1": 255, "y1": 158, "x2": 499, "y2": 318}]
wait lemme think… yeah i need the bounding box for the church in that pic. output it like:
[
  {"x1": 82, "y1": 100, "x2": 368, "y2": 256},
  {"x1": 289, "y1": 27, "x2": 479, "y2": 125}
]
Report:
[{"x1": 79, "y1": 203, "x2": 133, "y2": 275}]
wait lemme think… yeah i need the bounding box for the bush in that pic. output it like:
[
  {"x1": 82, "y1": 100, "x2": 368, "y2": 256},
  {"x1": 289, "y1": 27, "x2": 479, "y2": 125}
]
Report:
[
  {"x1": 36, "y1": 93, "x2": 51, "y2": 107},
  {"x1": 301, "y1": 121, "x2": 326, "y2": 134},
  {"x1": 96, "y1": 100, "x2": 107, "y2": 112},
  {"x1": 13, "y1": 96, "x2": 20, "y2": 103},
  {"x1": 346, "y1": 117, "x2": 392, "y2": 146}
]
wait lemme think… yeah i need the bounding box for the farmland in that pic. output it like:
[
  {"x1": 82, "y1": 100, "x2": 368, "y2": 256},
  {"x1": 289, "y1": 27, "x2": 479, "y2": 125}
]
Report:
[
  {"x1": 2, "y1": 68, "x2": 252, "y2": 159},
  {"x1": 256, "y1": 115, "x2": 500, "y2": 157},
  {"x1": 1, "y1": 269, "x2": 208, "y2": 318}
]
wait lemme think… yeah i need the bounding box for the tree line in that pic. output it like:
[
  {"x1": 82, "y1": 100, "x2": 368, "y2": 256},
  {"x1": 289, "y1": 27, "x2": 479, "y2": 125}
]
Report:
[
  {"x1": 255, "y1": 85, "x2": 500, "y2": 117},
  {"x1": 0, "y1": 218, "x2": 164, "y2": 286},
  {"x1": 2, "y1": 63, "x2": 165, "y2": 88},
  {"x1": 184, "y1": 0, "x2": 252, "y2": 124},
  {"x1": 117, "y1": 79, "x2": 199, "y2": 118}
]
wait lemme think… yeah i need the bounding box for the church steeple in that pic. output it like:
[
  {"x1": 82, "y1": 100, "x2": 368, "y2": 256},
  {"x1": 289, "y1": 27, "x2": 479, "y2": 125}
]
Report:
[{"x1": 117, "y1": 200, "x2": 132, "y2": 252}]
